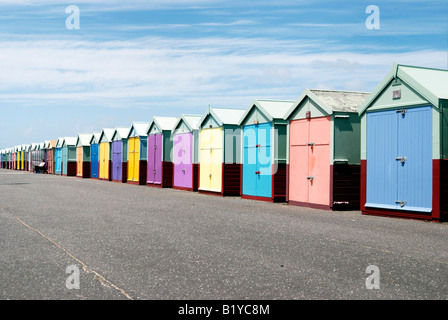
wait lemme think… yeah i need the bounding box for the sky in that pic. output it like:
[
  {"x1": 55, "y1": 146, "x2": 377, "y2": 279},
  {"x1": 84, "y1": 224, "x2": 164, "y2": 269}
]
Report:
[{"x1": 0, "y1": 0, "x2": 447, "y2": 149}]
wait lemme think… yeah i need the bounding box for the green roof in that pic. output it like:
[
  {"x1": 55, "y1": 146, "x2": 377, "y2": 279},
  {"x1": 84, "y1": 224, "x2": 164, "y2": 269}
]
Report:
[{"x1": 359, "y1": 63, "x2": 448, "y2": 115}]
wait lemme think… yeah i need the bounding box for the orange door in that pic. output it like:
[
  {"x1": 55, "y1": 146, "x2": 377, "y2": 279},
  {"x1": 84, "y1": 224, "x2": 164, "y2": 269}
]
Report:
[{"x1": 77, "y1": 147, "x2": 83, "y2": 177}]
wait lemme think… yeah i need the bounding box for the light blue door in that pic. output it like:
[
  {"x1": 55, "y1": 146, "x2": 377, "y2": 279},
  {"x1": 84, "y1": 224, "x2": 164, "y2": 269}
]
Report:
[
  {"x1": 396, "y1": 106, "x2": 432, "y2": 212},
  {"x1": 62, "y1": 146, "x2": 68, "y2": 175},
  {"x1": 256, "y1": 123, "x2": 272, "y2": 198},
  {"x1": 55, "y1": 148, "x2": 62, "y2": 174},
  {"x1": 243, "y1": 125, "x2": 257, "y2": 197},
  {"x1": 242, "y1": 123, "x2": 272, "y2": 198},
  {"x1": 366, "y1": 106, "x2": 432, "y2": 212}
]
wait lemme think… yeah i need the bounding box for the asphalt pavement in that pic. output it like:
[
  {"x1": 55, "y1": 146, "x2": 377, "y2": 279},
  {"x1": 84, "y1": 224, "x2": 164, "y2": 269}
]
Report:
[{"x1": 0, "y1": 168, "x2": 447, "y2": 300}]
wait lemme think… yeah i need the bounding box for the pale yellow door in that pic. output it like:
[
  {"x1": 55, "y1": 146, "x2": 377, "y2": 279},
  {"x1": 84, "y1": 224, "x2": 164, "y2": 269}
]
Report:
[
  {"x1": 210, "y1": 127, "x2": 223, "y2": 192},
  {"x1": 199, "y1": 128, "x2": 212, "y2": 191},
  {"x1": 199, "y1": 127, "x2": 223, "y2": 192}
]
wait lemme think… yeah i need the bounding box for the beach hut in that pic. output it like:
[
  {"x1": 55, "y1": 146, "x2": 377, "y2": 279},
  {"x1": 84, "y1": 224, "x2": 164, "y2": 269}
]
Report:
[
  {"x1": 171, "y1": 115, "x2": 202, "y2": 191},
  {"x1": 55, "y1": 138, "x2": 64, "y2": 175},
  {"x1": 62, "y1": 137, "x2": 77, "y2": 176},
  {"x1": 37, "y1": 142, "x2": 46, "y2": 173},
  {"x1": 14, "y1": 146, "x2": 18, "y2": 170},
  {"x1": 41, "y1": 142, "x2": 48, "y2": 171},
  {"x1": 46, "y1": 140, "x2": 57, "y2": 174},
  {"x1": 238, "y1": 99, "x2": 295, "y2": 202},
  {"x1": 9, "y1": 148, "x2": 13, "y2": 169},
  {"x1": 197, "y1": 107, "x2": 246, "y2": 196},
  {"x1": 22, "y1": 144, "x2": 30, "y2": 171},
  {"x1": 111, "y1": 127, "x2": 131, "y2": 183},
  {"x1": 21, "y1": 145, "x2": 25, "y2": 171},
  {"x1": 0, "y1": 150, "x2": 4, "y2": 169},
  {"x1": 28, "y1": 144, "x2": 35, "y2": 172},
  {"x1": 359, "y1": 63, "x2": 448, "y2": 222},
  {"x1": 284, "y1": 89, "x2": 369, "y2": 210},
  {"x1": 98, "y1": 128, "x2": 115, "y2": 181},
  {"x1": 17, "y1": 145, "x2": 23, "y2": 171},
  {"x1": 76, "y1": 133, "x2": 93, "y2": 179},
  {"x1": 146, "y1": 117, "x2": 177, "y2": 188},
  {"x1": 5, "y1": 149, "x2": 9, "y2": 169},
  {"x1": 89, "y1": 133, "x2": 101, "y2": 179},
  {"x1": 127, "y1": 122, "x2": 150, "y2": 185}
]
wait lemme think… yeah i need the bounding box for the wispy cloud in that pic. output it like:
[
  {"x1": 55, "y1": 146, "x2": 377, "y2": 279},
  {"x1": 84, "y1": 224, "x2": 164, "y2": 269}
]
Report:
[{"x1": 0, "y1": 36, "x2": 445, "y2": 111}]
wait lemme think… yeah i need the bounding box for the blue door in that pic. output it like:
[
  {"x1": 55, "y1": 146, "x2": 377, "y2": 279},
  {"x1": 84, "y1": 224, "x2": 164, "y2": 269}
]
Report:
[
  {"x1": 243, "y1": 125, "x2": 257, "y2": 197},
  {"x1": 62, "y1": 146, "x2": 68, "y2": 175},
  {"x1": 55, "y1": 148, "x2": 62, "y2": 174},
  {"x1": 242, "y1": 123, "x2": 272, "y2": 198},
  {"x1": 91, "y1": 144, "x2": 99, "y2": 178},
  {"x1": 366, "y1": 106, "x2": 432, "y2": 212},
  {"x1": 256, "y1": 123, "x2": 272, "y2": 198}
]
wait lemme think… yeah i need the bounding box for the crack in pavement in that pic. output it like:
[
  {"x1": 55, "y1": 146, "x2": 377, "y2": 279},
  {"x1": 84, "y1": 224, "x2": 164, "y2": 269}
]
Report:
[{"x1": 0, "y1": 203, "x2": 133, "y2": 300}]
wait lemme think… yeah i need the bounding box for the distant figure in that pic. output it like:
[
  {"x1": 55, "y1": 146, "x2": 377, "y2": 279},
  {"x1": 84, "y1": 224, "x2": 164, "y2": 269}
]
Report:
[{"x1": 35, "y1": 159, "x2": 46, "y2": 174}]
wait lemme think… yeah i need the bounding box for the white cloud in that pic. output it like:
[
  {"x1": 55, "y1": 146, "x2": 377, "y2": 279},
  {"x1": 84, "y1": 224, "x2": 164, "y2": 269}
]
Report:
[{"x1": 0, "y1": 36, "x2": 446, "y2": 110}]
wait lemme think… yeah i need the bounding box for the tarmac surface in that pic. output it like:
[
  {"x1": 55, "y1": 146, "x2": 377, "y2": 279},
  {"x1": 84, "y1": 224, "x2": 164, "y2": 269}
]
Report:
[{"x1": 0, "y1": 168, "x2": 447, "y2": 300}]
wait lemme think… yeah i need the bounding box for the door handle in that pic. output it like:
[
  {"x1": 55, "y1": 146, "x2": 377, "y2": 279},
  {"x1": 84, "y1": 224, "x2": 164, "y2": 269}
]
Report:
[
  {"x1": 307, "y1": 176, "x2": 314, "y2": 181},
  {"x1": 395, "y1": 200, "x2": 407, "y2": 207},
  {"x1": 395, "y1": 156, "x2": 407, "y2": 163},
  {"x1": 255, "y1": 171, "x2": 261, "y2": 175}
]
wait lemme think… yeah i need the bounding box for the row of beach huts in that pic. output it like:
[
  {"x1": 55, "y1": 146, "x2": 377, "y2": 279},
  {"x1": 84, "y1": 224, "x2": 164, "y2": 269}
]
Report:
[{"x1": 1, "y1": 63, "x2": 448, "y2": 222}]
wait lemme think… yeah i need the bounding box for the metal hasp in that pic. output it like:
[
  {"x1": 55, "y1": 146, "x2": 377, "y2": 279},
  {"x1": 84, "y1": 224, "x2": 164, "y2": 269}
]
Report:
[
  {"x1": 396, "y1": 109, "x2": 406, "y2": 115},
  {"x1": 395, "y1": 200, "x2": 407, "y2": 208},
  {"x1": 395, "y1": 156, "x2": 407, "y2": 164},
  {"x1": 307, "y1": 176, "x2": 314, "y2": 181}
]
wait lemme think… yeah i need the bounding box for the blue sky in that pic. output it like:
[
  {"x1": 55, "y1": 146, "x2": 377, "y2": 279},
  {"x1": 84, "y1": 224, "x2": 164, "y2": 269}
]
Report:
[{"x1": 1, "y1": 0, "x2": 447, "y2": 149}]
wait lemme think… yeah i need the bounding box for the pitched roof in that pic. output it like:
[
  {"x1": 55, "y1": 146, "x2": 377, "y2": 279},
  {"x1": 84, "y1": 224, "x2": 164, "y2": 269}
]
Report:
[
  {"x1": 359, "y1": 63, "x2": 448, "y2": 115},
  {"x1": 199, "y1": 106, "x2": 246, "y2": 127},
  {"x1": 112, "y1": 127, "x2": 131, "y2": 140},
  {"x1": 147, "y1": 116, "x2": 178, "y2": 134},
  {"x1": 77, "y1": 133, "x2": 93, "y2": 147},
  {"x1": 56, "y1": 138, "x2": 64, "y2": 148},
  {"x1": 63, "y1": 137, "x2": 77, "y2": 146},
  {"x1": 172, "y1": 115, "x2": 201, "y2": 132},
  {"x1": 128, "y1": 122, "x2": 150, "y2": 138},
  {"x1": 89, "y1": 132, "x2": 101, "y2": 144},
  {"x1": 99, "y1": 128, "x2": 115, "y2": 142},
  {"x1": 284, "y1": 89, "x2": 370, "y2": 119},
  {"x1": 239, "y1": 99, "x2": 295, "y2": 125}
]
